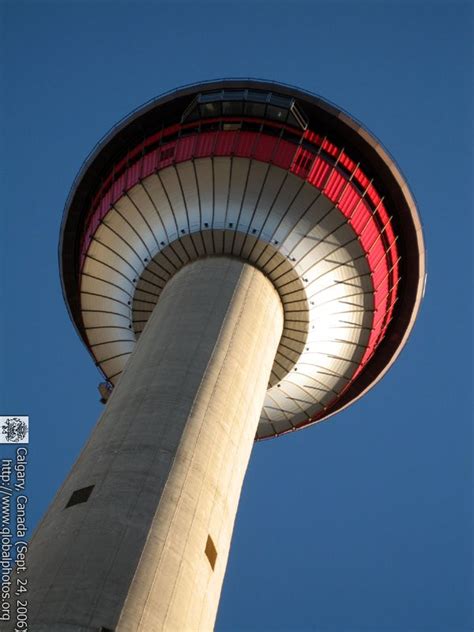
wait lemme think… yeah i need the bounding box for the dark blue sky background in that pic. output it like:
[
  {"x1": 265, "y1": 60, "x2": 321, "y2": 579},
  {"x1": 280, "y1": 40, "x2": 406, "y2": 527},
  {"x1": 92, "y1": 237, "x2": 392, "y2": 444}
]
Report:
[{"x1": 1, "y1": 2, "x2": 472, "y2": 631}]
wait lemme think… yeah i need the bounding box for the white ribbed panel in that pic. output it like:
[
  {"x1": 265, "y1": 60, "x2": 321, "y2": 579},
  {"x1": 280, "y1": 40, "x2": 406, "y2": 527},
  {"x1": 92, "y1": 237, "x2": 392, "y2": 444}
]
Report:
[{"x1": 81, "y1": 158, "x2": 372, "y2": 438}]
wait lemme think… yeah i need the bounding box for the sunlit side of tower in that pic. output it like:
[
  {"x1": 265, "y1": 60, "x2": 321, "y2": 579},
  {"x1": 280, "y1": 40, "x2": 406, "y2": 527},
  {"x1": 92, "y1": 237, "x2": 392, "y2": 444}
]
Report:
[{"x1": 16, "y1": 80, "x2": 424, "y2": 632}]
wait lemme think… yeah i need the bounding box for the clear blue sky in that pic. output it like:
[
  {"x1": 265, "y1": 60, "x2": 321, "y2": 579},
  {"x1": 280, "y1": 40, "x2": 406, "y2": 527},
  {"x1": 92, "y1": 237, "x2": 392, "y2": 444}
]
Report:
[{"x1": 1, "y1": 2, "x2": 472, "y2": 631}]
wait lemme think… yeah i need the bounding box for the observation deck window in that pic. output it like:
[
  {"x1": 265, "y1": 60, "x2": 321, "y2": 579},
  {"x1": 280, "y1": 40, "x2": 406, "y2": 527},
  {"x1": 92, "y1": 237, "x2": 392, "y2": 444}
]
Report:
[
  {"x1": 181, "y1": 89, "x2": 308, "y2": 130},
  {"x1": 222, "y1": 100, "x2": 244, "y2": 116}
]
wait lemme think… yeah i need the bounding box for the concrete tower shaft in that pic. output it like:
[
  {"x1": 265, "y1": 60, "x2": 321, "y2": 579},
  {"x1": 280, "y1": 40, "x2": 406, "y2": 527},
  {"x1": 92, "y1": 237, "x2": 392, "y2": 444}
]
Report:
[{"x1": 24, "y1": 258, "x2": 283, "y2": 631}]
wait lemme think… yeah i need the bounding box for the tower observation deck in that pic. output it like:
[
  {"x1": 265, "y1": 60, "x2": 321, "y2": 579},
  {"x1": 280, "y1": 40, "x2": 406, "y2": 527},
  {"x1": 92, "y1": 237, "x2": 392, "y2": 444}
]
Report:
[{"x1": 21, "y1": 79, "x2": 425, "y2": 631}]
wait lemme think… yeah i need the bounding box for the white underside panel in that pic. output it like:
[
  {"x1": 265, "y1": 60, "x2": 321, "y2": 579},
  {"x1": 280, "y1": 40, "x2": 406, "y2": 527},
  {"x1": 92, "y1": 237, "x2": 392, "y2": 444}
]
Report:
[{"x1": 81, "y1": 158, "x2": 373, "y2": 438}]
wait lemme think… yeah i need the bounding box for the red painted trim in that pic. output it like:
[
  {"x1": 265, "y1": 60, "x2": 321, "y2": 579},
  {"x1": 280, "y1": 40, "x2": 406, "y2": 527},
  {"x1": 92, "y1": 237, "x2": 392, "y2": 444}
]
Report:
[{"x1": 80, "y1": 124, "x2": 400, "y2": 429}]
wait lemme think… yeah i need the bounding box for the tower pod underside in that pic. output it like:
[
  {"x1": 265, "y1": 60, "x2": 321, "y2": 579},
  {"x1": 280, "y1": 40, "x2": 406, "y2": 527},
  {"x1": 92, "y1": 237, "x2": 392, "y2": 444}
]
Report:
[{"x1": 60, "y1": 79, "x2": 425, "y2": 440}]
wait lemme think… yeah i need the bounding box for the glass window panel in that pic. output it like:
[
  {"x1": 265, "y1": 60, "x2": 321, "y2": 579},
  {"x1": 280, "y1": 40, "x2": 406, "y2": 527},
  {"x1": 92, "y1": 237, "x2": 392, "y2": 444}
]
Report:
[
  {"x1": 244, "y1": 101, "x2": 266, "y2": 118},
  {"x1": 200, "y1": 101, "x2": 221, "y2": 118},
  {"x1": 246, "y1": 90, "x2": 269, "y2": 103},
  {"x1": 184, "y1": 108, "x2": 200, "y2": 122},
  {"x1": 222, "y1": 90, "x2": 245, "y2": 101},
  {"x1": 200, "y1": 92, "x2": 222, "y2": 103},
  {"x1": 222, "y1": 101, "x2": 243, "y2": 116},
  {"x1": 269, "y1": 94, "x2": 292, "y2": 108},
  {"x1": 286, "y1": 111, "x2": 302, "y2": 129},
  {"x1": 266, "y1": 105, "x2": 288, "y2": 123},
  {"x1": 290, "y1": 103, "x2": 308, "y2": 129}
]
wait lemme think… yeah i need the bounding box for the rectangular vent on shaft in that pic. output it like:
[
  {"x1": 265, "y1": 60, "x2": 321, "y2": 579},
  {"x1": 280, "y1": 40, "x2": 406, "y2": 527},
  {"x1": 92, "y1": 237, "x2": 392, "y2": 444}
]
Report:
[
  {"x1": 205, "y1": 534, "x2": 217, "y2": 570},
  {"x1": 66, "y1": 485, "x2": 94, "y2": 508}
]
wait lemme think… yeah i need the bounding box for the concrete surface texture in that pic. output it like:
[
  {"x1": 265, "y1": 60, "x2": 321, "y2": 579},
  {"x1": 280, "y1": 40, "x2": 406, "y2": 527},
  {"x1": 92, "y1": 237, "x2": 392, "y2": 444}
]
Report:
[{"x1": 19, "y1": 257, "x2": 283, "y2": 632}]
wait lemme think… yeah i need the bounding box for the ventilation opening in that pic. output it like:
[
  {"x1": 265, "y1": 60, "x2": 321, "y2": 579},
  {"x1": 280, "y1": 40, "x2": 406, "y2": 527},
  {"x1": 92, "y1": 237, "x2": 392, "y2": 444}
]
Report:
[
  {"x1": 223, "y1": 122, "x2": 241, "y2": 131},
  {"x1": 100, "y1": 628, "x2": 114, "y2": 632},
  {"x1": 65, "y1": 485, "x2": 94, "y2": 508},
  {"x1": 205, "y1": 534, "x2": 217, "y2": 570}
]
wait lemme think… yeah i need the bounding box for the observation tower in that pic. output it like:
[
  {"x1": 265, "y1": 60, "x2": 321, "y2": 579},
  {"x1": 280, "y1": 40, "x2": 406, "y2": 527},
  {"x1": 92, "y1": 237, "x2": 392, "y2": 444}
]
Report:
[{"x1": 25, "y1": 79, "x2": 424, "y2": 631}]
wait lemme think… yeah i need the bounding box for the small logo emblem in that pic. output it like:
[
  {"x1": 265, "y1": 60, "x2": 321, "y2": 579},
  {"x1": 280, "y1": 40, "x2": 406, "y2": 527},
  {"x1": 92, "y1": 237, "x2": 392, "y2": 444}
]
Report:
[{"x1": 0, "y1": 416, "x2": 29, "y2": 443}]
